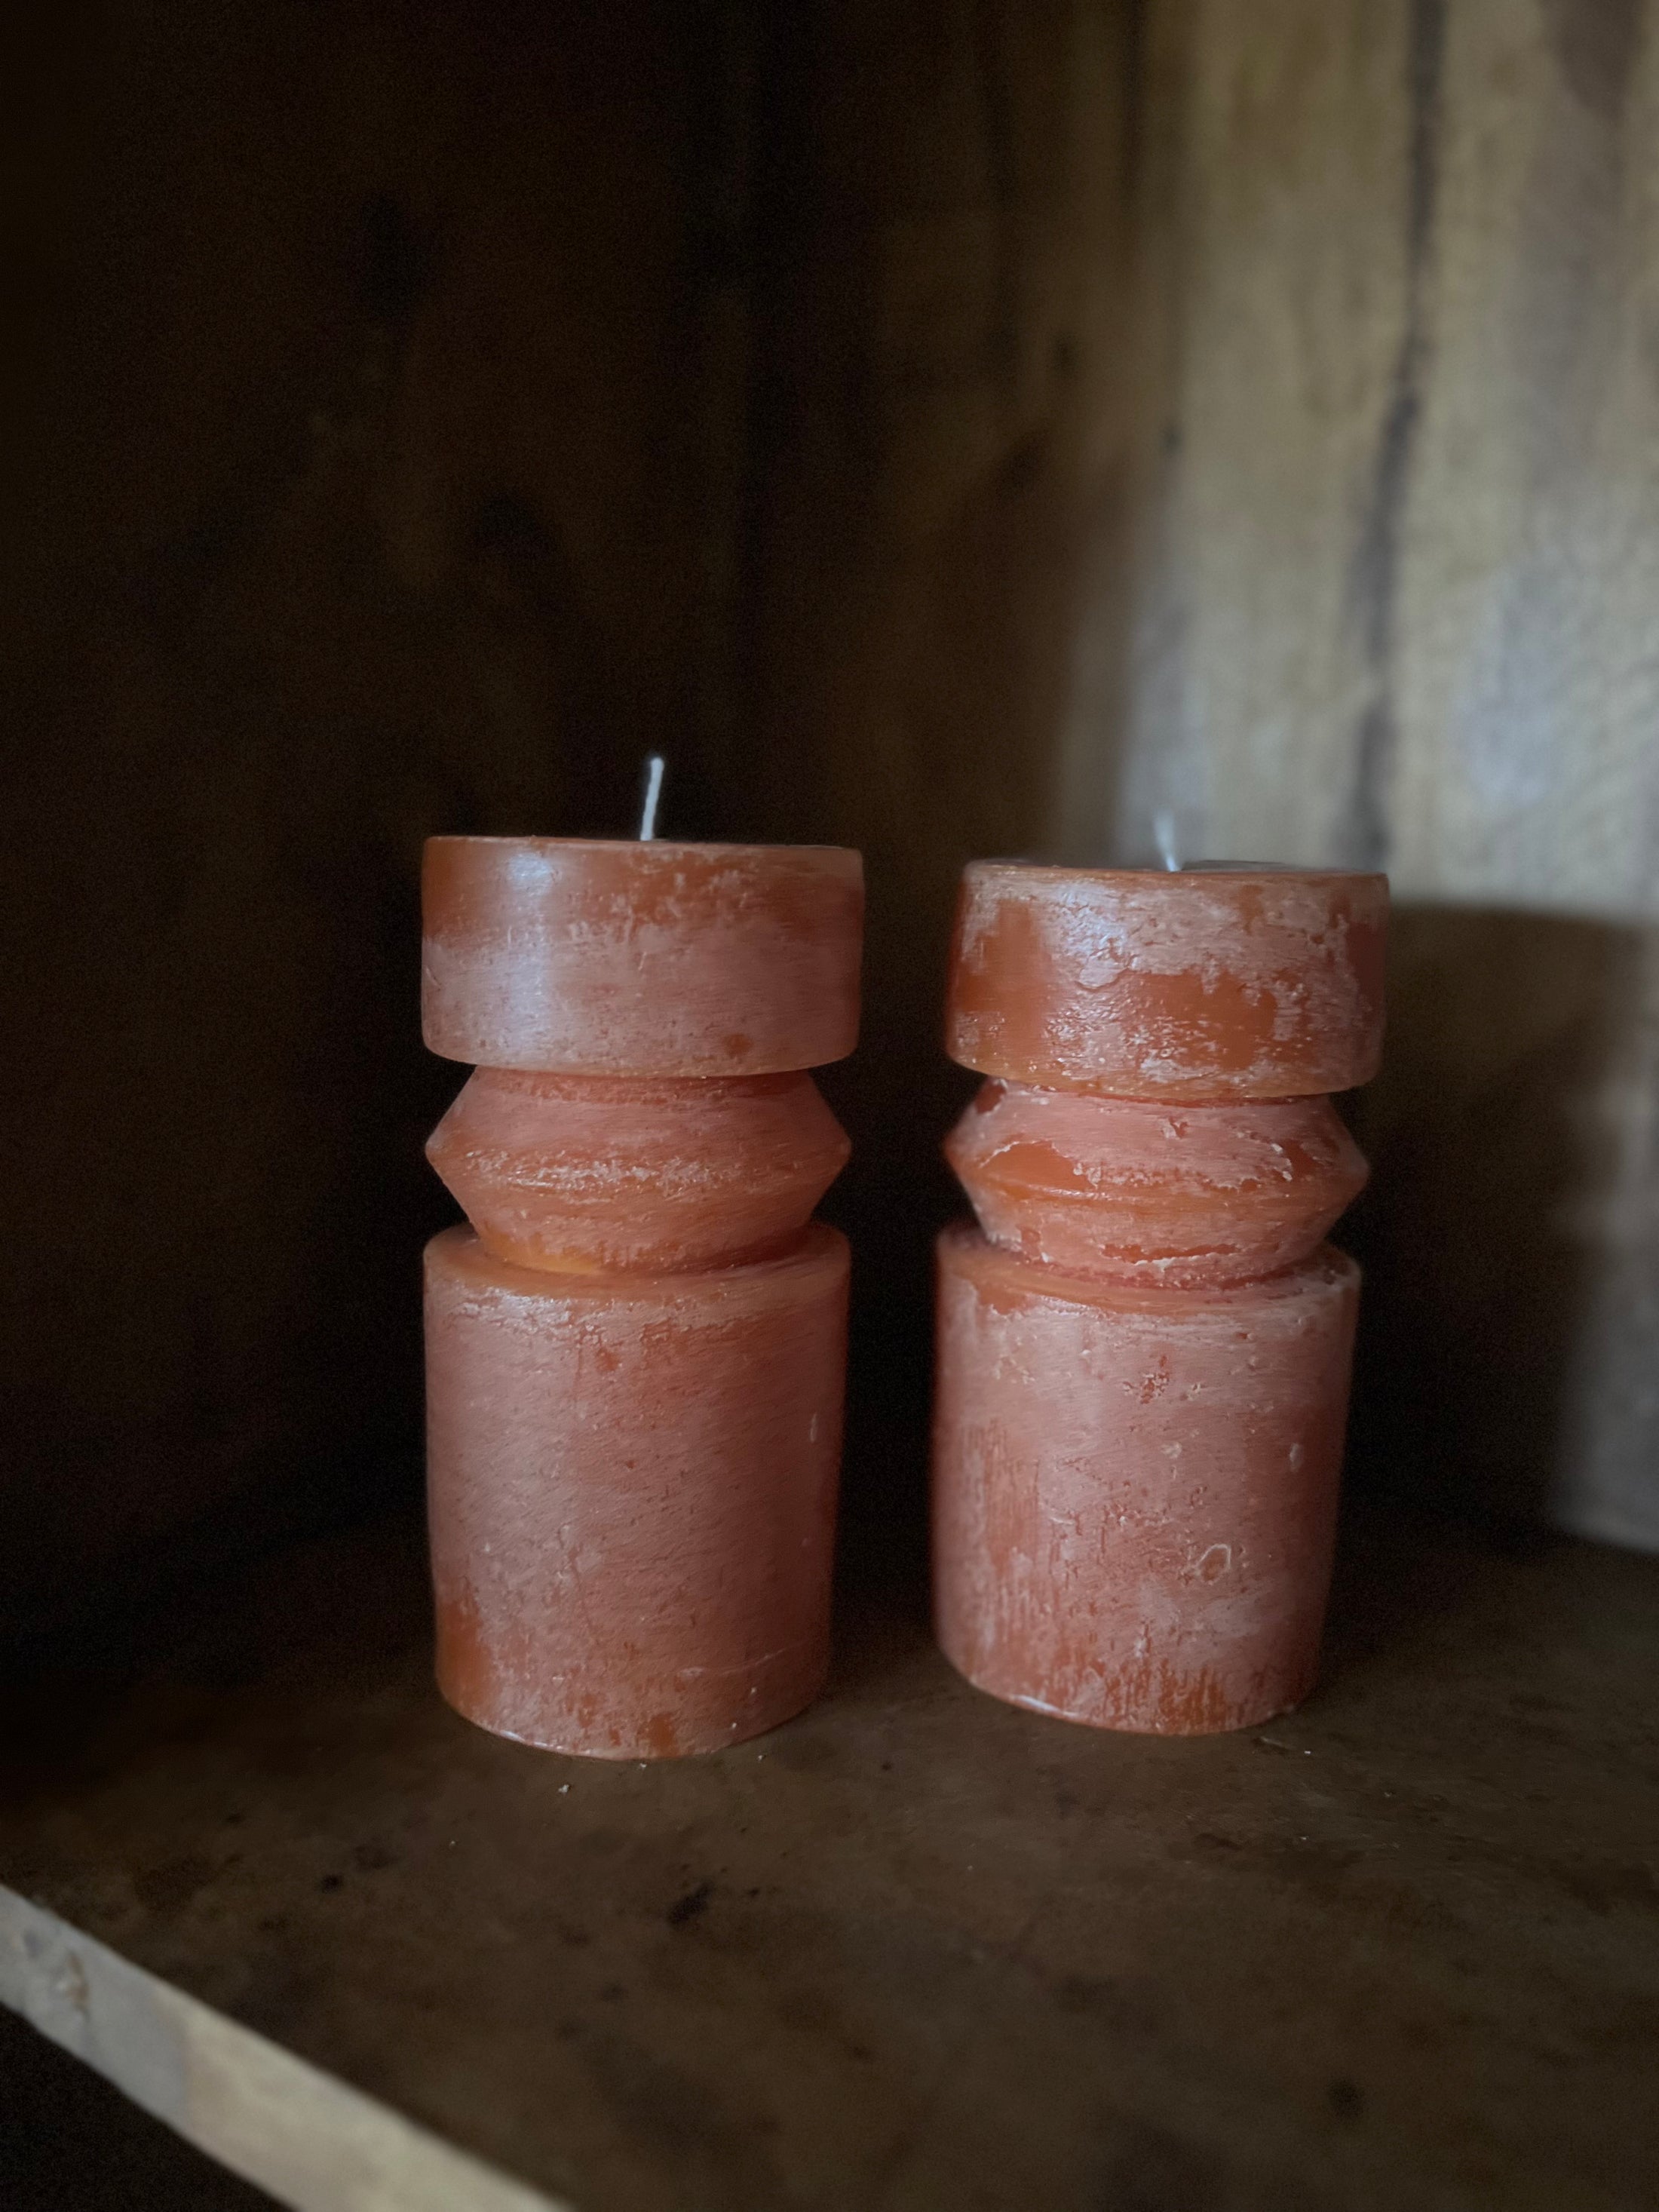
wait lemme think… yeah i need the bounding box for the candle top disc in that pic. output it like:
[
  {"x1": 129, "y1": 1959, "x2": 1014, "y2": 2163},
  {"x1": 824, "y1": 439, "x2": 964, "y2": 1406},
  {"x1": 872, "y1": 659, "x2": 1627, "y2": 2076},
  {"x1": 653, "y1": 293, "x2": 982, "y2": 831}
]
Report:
[
  {"x1": 946, "y1": 862, "x2": 1387, "y2": 1099},
  {"x1": 423, "y1": 838, "x2": 863, "y2": 1075}
]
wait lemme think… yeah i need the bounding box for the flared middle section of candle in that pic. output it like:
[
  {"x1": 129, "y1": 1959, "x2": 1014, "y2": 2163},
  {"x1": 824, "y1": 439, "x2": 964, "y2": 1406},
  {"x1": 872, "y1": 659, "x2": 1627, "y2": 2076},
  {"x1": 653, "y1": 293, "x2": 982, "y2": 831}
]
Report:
[
  {"x1": 428, "y1": 1066, "x2": 851, "y2": 1273},
  {"x1": 946, "y1": 1082, "x2": 1367, "y2": 1288}
]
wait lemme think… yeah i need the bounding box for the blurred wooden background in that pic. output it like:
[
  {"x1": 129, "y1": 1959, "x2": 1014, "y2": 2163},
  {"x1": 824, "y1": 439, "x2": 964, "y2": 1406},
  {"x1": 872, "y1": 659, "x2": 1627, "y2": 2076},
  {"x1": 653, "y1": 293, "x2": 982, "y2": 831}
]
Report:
[
  {"x1": 4, "y1": 0, "x2": 1656, "y2": 1639},
  {"x1": 1088, "y1": 2, "x2": 1659, "y2": 1549}
]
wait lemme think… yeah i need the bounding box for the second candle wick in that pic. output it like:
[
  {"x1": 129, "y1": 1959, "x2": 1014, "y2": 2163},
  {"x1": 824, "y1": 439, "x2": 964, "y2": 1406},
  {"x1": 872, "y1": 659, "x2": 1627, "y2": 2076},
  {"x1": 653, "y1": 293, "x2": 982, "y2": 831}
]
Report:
[{"x1": 639, "y1": 754, "x2": 667, "y2": 842}]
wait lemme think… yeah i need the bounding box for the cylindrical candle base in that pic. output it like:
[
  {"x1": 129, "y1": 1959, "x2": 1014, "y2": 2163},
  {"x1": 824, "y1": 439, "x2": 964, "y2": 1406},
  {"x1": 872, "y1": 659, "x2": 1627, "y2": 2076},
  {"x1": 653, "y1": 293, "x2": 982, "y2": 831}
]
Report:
[
  {"x1": 425, "y1": 1223, "x2": 848, "y2": 1757},
  {"x1": 933, "y1": 1225, "x2": 1359, "y2": 1735}
]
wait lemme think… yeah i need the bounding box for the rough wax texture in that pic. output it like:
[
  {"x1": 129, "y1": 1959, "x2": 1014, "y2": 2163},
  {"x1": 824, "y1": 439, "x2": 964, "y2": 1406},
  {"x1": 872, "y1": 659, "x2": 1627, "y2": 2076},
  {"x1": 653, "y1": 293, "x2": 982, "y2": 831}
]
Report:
[
  {"x1": 934, "y1": 1228, "x2": 1359, "y2": 1733},
  {"x1": 946, "y1": 1084, "x2": 1366, "y2": 1290},
  {"x1": 426, "y1": 1224, "x2": 848, "y2": 1758},
  {"x1": 422, "y1": 835, "x2": 858, "y2": 1759},
  {"x1": 422, "y1": 839, "x2": 863, "y2": 1075},
  {"x1": 934, "y1": 863, "x2": 1385, "y2": 1735},
  {"x1": 946, "y1": 864, "x2": 1387, "y2": 1099},
  {"x1": 426, "y1": 1068, "x2": 851, "y2": 1273}
]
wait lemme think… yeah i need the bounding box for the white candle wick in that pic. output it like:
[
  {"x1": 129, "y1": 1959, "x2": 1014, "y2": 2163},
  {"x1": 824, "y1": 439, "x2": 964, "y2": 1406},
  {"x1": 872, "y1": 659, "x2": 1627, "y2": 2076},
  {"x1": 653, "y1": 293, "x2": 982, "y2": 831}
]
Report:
[
  {"x1": 639, "y1": 754, "x2": 666, "y2": 842},
  {"x1": 1154, "y1": 809, "x2": 1182, "y2": 872}
]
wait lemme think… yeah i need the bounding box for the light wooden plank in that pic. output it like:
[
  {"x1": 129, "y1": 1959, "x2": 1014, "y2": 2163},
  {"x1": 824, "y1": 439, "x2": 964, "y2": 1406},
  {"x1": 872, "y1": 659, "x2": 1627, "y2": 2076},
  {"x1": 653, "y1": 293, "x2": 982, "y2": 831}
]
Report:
[
  {"x1": 1091, "y1": 0, "x2": 1659, "y2": 908},
  {"x1": 1393, "y1": 0, "x2": 1659, "y2": 915},
  {"x1": 1076, "y1": 0, "x2": 1418, "y2": 870},
  {"x1": 0, "y1": 1888, "x2": 567, "y2": 2212}
]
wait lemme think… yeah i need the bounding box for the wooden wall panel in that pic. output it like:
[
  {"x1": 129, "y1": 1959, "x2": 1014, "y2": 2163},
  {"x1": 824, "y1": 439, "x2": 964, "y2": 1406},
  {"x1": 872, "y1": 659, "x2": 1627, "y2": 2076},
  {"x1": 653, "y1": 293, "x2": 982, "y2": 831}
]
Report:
[
  {"x1": 11, "y1": 0, "x2": 1653, "y2": 1632},
  {"x1": 0, "y1": 1, "x2": 756, "y2": 1633},
  {"x1": 1392, "y1": 1, "x2": 1659, "y2": 913},
  {"x1": 1061, "y1": 0, "x2": 1417, "y2": 870},
  {"x1": 2, "y1": 0, "x2": 1132, "y2": 1629},
  {"x1": 1081, "y1": 0, "x2": 1659, "y2": 1543},
  {"x1": 737, "y1": 2, "x2": 1135, "y2": 1554}
]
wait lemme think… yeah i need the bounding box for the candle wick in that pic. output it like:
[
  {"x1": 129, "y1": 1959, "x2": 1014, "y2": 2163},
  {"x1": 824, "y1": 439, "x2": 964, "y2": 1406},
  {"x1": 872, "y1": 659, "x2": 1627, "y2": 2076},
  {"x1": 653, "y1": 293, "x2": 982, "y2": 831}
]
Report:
[
  {"x1": 638, "y1": 754, "x2": 666, "y2": 842},
  {"x1": 1154, "y1": 809, "x2": 1182, "y2": 872}
]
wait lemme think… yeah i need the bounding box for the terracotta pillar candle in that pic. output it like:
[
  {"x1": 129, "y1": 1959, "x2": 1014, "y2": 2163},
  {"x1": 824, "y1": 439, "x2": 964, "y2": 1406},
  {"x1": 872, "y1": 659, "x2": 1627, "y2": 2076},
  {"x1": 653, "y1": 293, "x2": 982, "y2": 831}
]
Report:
[
  {"x1": 933, "y1": 864, "x2": 1388, "y2": 1735},
  {"x1": 423, "y1": 837, "x2": 862, "y2": 1758}
]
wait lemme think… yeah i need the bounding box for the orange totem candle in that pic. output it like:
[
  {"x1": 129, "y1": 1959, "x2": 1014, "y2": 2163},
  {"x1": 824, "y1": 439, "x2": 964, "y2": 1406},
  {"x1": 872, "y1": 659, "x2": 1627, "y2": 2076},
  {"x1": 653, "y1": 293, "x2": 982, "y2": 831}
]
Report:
[
  {"x1": 422, "y1": 834, "x2": 862, "y2": 1758},
  {"x1": 934, "y1": 863, "x2": 1388, "y2": 1735}
]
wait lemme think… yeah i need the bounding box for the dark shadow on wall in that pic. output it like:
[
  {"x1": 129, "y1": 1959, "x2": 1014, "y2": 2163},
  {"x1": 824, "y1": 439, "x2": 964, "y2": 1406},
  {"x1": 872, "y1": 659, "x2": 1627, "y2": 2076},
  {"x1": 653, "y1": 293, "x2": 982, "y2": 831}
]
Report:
[
  {"x1": 0, "y1": 0, "x2": 1133, "y2": 1649},
  {"x1": 728, "y1": 0, "x2": 1138, "y2": 1605},
  {"x1": 0, "y1": 0, "x2": 753, "y2": 1642},
  {"x1": 1342, "y1": 904, "x2": 1657, "y2": 1548}
]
